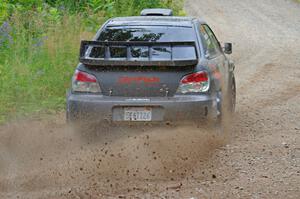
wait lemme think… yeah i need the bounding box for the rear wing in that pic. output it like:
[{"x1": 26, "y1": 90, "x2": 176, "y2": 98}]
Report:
[{"x1": 79, "y1": 40, "x2": 198, "y2": 67}]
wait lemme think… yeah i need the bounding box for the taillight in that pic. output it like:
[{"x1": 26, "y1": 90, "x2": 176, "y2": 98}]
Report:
[
  {"x1": 177, "y1": 71, "x2": 210, "y2": 94},
  {"x1": 72, "y1": 70, "x2": 101, "y2": 93}
]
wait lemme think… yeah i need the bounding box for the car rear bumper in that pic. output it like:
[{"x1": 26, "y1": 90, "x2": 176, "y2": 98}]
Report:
[{"x1": 67, "y1": 92, "x2": 215, "y2": 123}]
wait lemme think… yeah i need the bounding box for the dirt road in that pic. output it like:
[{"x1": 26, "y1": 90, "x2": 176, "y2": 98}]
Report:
[{"x1": 1, "y1": 0, "x2": 300, "y2": 198}]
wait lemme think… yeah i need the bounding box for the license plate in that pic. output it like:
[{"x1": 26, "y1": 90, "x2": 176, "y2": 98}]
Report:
[{"x1": 124, "y1": 107, "x2": 152, "y2": 121}]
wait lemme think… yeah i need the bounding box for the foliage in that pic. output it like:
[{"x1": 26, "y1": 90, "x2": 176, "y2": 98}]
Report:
[
  {"x1": 0, "y1": 0, "x2": 184, "y2": 123},
  {"x1": 0, "y1": 0, "x2": 184, "y2": 29},
  {"x1": 0, "y1": 13, "x2": 89, "y2": 122}
]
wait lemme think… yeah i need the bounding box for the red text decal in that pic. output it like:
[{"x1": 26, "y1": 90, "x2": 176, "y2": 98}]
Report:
[{"x1": 118, "y1": 76, "x2": 160, "y2": 84}]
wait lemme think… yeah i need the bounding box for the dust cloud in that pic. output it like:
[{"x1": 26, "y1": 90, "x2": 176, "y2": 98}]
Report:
[{"x1": 0, "y1": 114, "x2": 231, "y2": 198}]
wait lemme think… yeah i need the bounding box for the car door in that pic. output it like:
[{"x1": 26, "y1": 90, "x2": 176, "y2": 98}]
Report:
[{"x1": 199, "y1": 24, "x2": 226, "y2": 92}]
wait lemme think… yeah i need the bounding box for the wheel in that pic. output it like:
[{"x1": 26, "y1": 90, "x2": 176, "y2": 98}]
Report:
[
  {"x1": 227, "y1": 75, "x2": 236, "y2": 113},
  {"x1": 208, "y1": 74, "x2": 236, "y2": 133}
]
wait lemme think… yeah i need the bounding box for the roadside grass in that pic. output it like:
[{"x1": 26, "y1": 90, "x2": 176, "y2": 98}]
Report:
[{"x1": 0, "y1": 12, "x2": 94, "y2": 123}]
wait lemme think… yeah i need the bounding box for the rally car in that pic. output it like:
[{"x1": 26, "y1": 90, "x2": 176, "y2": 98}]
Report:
[{"x1": 66, "y1": 8, "x2": 236, "y2": 125}]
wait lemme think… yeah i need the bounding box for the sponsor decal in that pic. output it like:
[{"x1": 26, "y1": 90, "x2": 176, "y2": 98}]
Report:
[{"x1": 118, "y1": 76, "x2": 160, "y2": 84}]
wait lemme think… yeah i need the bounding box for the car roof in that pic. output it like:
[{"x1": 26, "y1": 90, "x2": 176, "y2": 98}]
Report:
[{"x1": 106, "y1": 16, "x2": 206, "y2": 27}]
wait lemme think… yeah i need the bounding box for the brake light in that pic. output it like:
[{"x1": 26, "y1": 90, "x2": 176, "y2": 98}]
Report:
[
  {"x1": 177, "y1": 71, "x2": 210, "y2": 93},
  {"x1": 72, "y1": 70, "x2": 101, "y2": 93},
  {"x1": 75, "y1": 70, "x2": 97, "y2": 82},
  {"x1": 181, "y1": 71, "x2": 209, "y2": 83}
]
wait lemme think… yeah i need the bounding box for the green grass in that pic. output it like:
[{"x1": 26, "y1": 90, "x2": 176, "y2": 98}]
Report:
[{"x1": 0, "y1": 12, "x2": 94, "y2": 123}]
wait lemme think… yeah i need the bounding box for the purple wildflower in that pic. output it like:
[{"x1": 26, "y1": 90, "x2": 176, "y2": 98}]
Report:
[
  {"x1": 0, "y1": 21, "x2": 13, "y2": 47},
  {"x1": 58, "y1": 5, "x2": 66, "y2": 12},
  {"x1": 33, "y1": 36, "x2": 48, "y2": 48}
]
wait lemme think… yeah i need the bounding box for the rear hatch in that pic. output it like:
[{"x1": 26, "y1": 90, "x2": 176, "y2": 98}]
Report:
[{"x1": 79, "y1": 26, "x2": 199, "y2": 97}]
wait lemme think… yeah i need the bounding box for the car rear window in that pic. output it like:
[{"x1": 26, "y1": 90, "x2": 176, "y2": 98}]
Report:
[
  {"x1": 95, "y1": 26, "x2": 197, "y2": 60},
  {"x1": 98, "y1": 26, "x2": 196, "y2": 42}
]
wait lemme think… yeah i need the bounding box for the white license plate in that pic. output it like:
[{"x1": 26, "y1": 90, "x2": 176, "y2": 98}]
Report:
[{"x1": 124, "y1": 107, "x2": 152, "y2": 121}]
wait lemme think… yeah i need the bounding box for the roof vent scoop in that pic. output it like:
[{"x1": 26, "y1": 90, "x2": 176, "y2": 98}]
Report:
[{"x1": 140, "y1": 8, "x2": 173, "y2": 16}]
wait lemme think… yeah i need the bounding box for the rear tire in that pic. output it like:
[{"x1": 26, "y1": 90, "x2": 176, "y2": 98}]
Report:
[
  {"x1": 209, "y1": 75, "x2": 236, "y2": 133},
  {"x1": 225, "y1": 75, "x2": 236, "y2": 114},
  {"x1": 221, "y1": 74, "x2": 236, "y2": 118}
]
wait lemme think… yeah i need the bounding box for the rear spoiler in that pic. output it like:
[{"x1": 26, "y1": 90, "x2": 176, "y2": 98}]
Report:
[{"x1": 79, "y1": 40, "x2": 198, "y2": 67}]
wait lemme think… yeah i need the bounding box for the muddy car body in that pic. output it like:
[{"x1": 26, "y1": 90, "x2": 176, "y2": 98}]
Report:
[{"x1": 66, "y1": 9, "x2": 236, "y2": 124}]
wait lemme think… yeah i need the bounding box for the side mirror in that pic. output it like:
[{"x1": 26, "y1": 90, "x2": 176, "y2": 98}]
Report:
[{"x1": 224, "y1": 43, "x2": 232, "y2": 54}]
